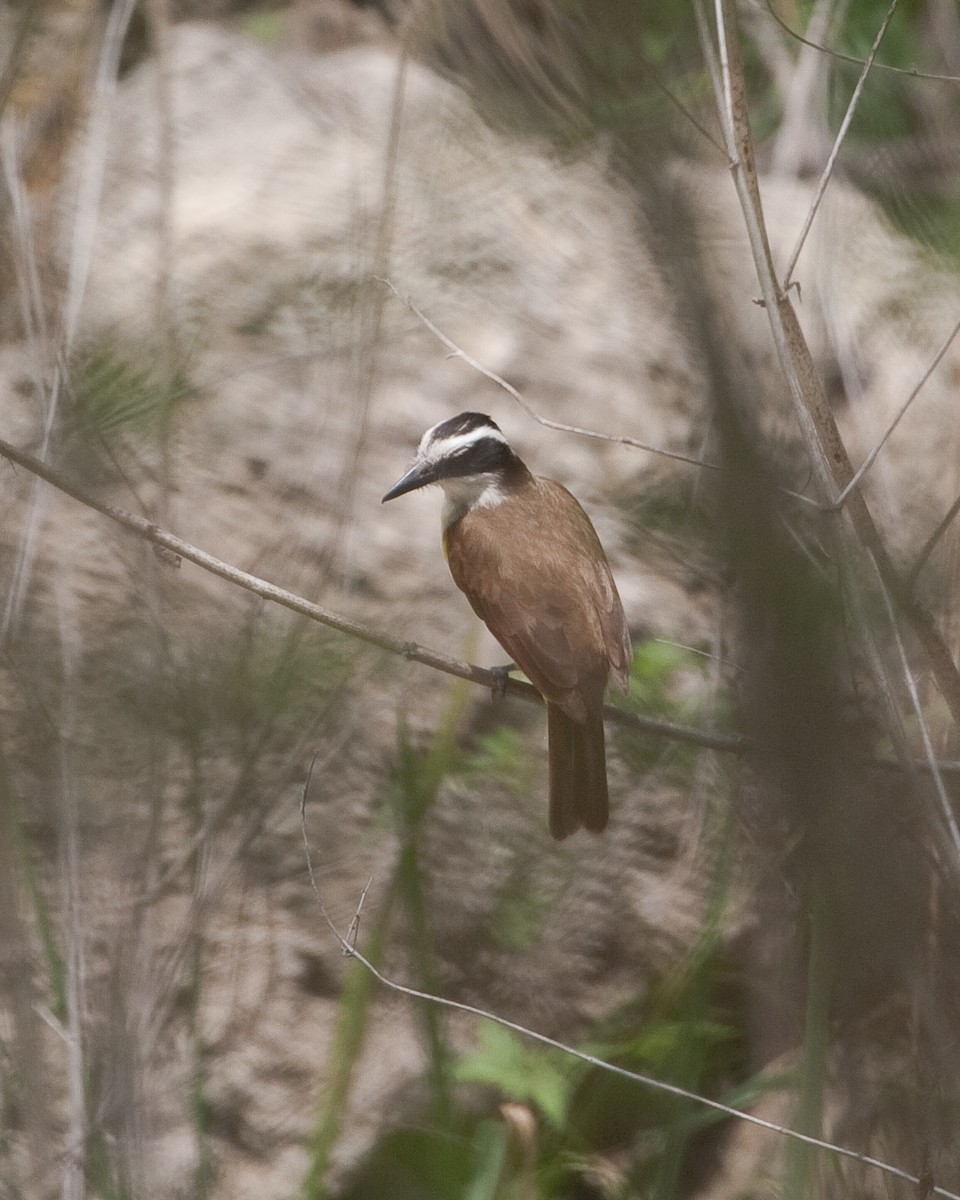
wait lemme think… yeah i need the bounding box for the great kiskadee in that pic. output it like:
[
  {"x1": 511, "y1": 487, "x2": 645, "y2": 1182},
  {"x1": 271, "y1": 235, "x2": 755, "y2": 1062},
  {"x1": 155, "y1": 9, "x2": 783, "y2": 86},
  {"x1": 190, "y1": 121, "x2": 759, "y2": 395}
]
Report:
[{"x1": 382, "y1": 412, "x2": 631, "y2": 839}]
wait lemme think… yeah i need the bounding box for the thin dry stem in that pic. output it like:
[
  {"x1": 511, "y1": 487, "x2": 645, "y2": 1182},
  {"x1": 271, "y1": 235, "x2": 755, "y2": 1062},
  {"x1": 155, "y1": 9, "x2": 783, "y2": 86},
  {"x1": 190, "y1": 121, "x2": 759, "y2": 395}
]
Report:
[
  {"x1": 379, "y1": 278, "x2": 721, "y2": 472},
  {"x1": 0, "y1": 432, "x2": 743, "y2": 756},
  {"x1": 0, "y1": 121, "x2": 56, "y2": 642},
  {"x1": 782, "y1": 0, "x2": 900, "y2": 288},
  {"x1": 297, "y1": 816, "x2": 960, "y2": 1200},
  {"x1": 834, "y1": 311, "x2": 960, "y2": 509},
  {"x1": 55, "y1": 595, "x2": 86, "y2": 1200},
  {"x1": 2, "y1": 0, "x2": 138, "y2": 642},
  {"x1": 62, "y1": 0, "x2": 139, "y2": 350},
  {"x1": 909, "y1": 488, "x2": 960, "y2": 590},
  {"x1": 763, "y1": 0, "x2": 960, "y2": 84},
  {"x1": 4, "y1": 432, "x2": 960, "y2": 783},
  {"x1": 880, "y1": 579, "x2": 960, "y2": 860}
]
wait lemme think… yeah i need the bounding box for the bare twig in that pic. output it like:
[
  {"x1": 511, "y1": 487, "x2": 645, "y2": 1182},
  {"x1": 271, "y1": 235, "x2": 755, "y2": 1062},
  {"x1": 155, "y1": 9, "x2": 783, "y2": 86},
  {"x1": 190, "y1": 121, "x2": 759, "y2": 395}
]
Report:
[
  {"x1": 763, "y1": 0, "x2": 960, "y2": 85},
  {"x1": 7, "y1": 432, "x2": 960, "y2": 781},
  {"x1": 833, "y1": 312, "x2": 960, "y2": 510},
  {"x1": 62, "y1": 0, "x2": 140, "y2": 351},
  {"x1": 343, "y1": 876, "x2": 374, "y2": 953},
  {"x1": 0, "y1": 433, "x2": 743, "y2": 755},
  {"x1": 0, "y1": 123, "x2": 56, "y2": 643},
  {"x1": 908, "y1": 488, "x2": 960, "y2": 590},
  {"x1": 644, "y1": 66, "x2": 727, "y2": 156},
  {"x1": 378, "y1": 278, "x2": 721, "y2": 472},
  {"x1": 297, "y1": 820, "x2": 960, "y2": 1200},
  {"x1": 55, "y1": 592, "x2": 86, "y2": 1200},
  {"x1": 301, "y1": 750, "x2": 320, "y2": 819},
  {"x1": 782, "y1": 0, "x2": 899, "y2": 288},
  {"x1": 880, "y1": 580, "x2": 960, "y2": 861},
  {"x1": 7, "y1": 432, "x2": 960, "y2": 782},
  {"x1": 380, "y1": 278, "x2": 822, "y2": 513},
  {"x1": 1, "y1": 0, "x2": 138, "y2": 643}
]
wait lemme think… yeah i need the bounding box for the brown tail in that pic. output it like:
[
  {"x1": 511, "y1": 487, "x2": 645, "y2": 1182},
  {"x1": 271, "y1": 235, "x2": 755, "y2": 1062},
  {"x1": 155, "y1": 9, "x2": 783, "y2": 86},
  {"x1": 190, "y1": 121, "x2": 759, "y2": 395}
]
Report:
[{"x1": 546, "y1": 703, "x2": 609, "y2": 839}]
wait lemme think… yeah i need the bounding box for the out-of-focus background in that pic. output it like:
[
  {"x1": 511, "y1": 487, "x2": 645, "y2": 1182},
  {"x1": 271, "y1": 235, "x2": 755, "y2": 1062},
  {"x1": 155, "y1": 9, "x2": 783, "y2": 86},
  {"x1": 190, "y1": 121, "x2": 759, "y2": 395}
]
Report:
[{"x1": 2, "y1": 1, "x2": 960, "y2": 1196}]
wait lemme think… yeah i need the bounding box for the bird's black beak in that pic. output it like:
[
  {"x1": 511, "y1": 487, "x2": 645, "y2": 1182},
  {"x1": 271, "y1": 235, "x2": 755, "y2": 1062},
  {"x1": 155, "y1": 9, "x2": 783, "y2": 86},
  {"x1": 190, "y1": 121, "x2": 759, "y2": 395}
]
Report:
[{"x1": 381, "y1": 458, "x2": 440, "y2": 503}]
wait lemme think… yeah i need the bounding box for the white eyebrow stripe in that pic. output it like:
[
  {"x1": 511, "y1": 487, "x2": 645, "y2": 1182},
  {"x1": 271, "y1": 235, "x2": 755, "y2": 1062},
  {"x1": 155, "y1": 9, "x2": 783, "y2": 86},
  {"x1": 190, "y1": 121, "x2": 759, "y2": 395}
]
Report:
[{"x1": 419, "y1": 423, "x2": 508, "y2": 459}]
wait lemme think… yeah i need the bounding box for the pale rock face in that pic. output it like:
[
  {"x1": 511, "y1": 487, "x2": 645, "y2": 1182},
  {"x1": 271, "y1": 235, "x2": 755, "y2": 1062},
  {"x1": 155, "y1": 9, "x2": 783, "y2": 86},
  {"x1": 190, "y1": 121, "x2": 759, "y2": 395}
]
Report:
[
  {"x1": 1, "y1": 19, "x2": 958, "y2": 1197},
  {"x1": 60, "y1": 26, "x2": 960, "y2": 616}
]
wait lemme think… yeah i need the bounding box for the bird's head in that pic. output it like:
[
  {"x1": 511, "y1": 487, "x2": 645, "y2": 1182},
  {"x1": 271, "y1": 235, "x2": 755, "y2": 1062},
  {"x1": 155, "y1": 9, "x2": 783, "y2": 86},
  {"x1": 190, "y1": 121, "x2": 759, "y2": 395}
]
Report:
[{"x1": 382, "y1": 412, "x2": 523, "y2": 510}]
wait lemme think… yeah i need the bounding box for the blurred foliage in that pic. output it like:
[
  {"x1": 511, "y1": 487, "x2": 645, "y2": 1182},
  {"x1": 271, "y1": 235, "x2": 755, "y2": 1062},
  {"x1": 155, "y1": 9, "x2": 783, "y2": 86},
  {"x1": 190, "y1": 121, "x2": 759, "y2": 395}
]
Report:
[
  {"x1": 0, "y1": 754, "x2": 67, "y2": 1022},
  {"x1": 329, "y1": 641, "x2": 747, "y2": 1200},
  {"x1": 455, "y1": 1023, "x2": 584, "y2": 1131},
  {"x1": 332, "y1": 823, "x2": 766, "y2": 1200},
  {"x1": 238, "y1": 8, "x2": 284, "y2": 43},
  {"x1": 615, "y1": 639, "x2": 717, "y2": 776},
  {"x1": 464, "y1": 726, "x2": 536, "y2": 793},
  {"x1": 303, "y1": 680, "x2": 474, "y2": 1197},
  {"x1": 68, "y1": 341, "x2": 193, "y2": 443},
  {"x1": 453, "y1": 0, "x2": 960, "y2": 260},
  {"x1": 123, "y1": 614, "x2": 355, "y2": 756}
]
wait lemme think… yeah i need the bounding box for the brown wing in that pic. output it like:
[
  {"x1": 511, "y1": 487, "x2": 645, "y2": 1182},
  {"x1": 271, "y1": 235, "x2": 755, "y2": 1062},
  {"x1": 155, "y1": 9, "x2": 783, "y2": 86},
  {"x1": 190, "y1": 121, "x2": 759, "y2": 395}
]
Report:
[{"x1": 445, "y1": 476, "x2": 630, "y2": 721}]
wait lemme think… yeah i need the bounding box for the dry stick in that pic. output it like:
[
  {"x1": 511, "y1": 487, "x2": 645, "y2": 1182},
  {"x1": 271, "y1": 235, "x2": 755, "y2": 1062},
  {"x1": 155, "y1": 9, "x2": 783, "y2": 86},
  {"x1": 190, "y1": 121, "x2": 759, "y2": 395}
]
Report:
[
  {"x1": 383, "y1": 278, "x2": 827, "y2": 512},
  {"x1": 2, "y1": 0, "x2": 139, "y2": 644},
  {"x1": 296, "y1": 806, "x2": 960, "y2": 1200},
  {"x1": 56, "y1": 602, "x2": 86, "y2": 1200},
  {"x1": 708, "y1": 0, "x2": 960, "y2": 737},
  {"x1": 782, "y1": 0, "x2": 899, "y2": 288},
  {"x1": 0, "y1": 434, "x2": 740, "y2": 756},
  {"x1": 377, "y1": 278, "x2": 722, "y2": 473},
  {"x1": 833, "y1": 312, "x2": 960, "y2": 511},
  {"x1": 6, "y1": 432, "x2": 960, "y2": 782},
  {"x1": 763, "y1": 0, "x2": 960, "y2": 85},
  {"x1": 704, "y1": 0, "x2": 960, "y2": 879},
  {"x1": 700, "y1": 0, "x2": 920, "y2": 784},
  {"x1": 909, "y1": 487, "x2": 960, "y2": 591},
  {"x1": 879, "y1": 576, "x2": 960, "y2": 859}
]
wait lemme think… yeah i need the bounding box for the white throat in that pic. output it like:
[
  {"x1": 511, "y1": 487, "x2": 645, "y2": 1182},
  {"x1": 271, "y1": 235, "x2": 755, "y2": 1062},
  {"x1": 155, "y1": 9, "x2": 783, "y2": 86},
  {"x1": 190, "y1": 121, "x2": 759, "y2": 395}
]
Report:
[{"x1": 440, "y1": 474, "x2": 506, "y2": 529}]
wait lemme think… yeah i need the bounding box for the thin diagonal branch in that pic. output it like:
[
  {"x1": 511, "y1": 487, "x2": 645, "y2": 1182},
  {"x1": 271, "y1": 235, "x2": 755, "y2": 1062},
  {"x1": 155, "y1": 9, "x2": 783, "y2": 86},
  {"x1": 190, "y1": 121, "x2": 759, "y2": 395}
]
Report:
[
  {"x1": 298, "y1": 817, "x2": 960, "y2": 1200},
  {"x1": 879, "y1": 578, "x2": 960, "y2": 861},
  {"x1": 5, "y1": 432, "x2": 960, "y2": 781},
  {"x1": 782, "y1": 0, "x2": 899, "y2": 288},
  {"x1": 833, "y1": 312, "x2": 960, "y2": 510},
  {"x1": 908, "y1": 487, "x2": 960, "y2": 590},
  {"x1": 763, "y1": 0, "x2": 960, "y2": 85},
  {"x1": 641, "y1": 57, "x2": 726, "y2": 155},
  {"x1": 0, "y1": 432, "x2": 742, "y2": 755},
  {"x1": 379, "y1": 278, "x2": 721, "y2": 472}
]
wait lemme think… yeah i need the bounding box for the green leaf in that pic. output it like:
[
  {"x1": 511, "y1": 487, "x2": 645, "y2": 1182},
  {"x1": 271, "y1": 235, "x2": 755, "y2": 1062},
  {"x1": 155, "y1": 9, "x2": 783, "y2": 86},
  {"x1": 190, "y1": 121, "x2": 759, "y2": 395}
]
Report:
[{"x1": 454, "y1": 1023, "x2": 582, "y2": 1131}]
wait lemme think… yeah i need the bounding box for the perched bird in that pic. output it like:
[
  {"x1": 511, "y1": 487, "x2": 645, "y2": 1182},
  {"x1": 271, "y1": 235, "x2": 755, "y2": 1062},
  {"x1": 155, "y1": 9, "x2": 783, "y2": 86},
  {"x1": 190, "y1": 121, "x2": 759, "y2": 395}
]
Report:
[{"x1": 382, "y1": 412, "x2": 631, "y2": 838}]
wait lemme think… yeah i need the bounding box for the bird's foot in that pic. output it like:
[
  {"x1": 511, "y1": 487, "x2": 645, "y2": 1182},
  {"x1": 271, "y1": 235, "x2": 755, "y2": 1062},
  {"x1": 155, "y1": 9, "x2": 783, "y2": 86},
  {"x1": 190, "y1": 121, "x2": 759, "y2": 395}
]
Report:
[{"x1": 489, "y1": 662, "x2": 517, "y2": 702}]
